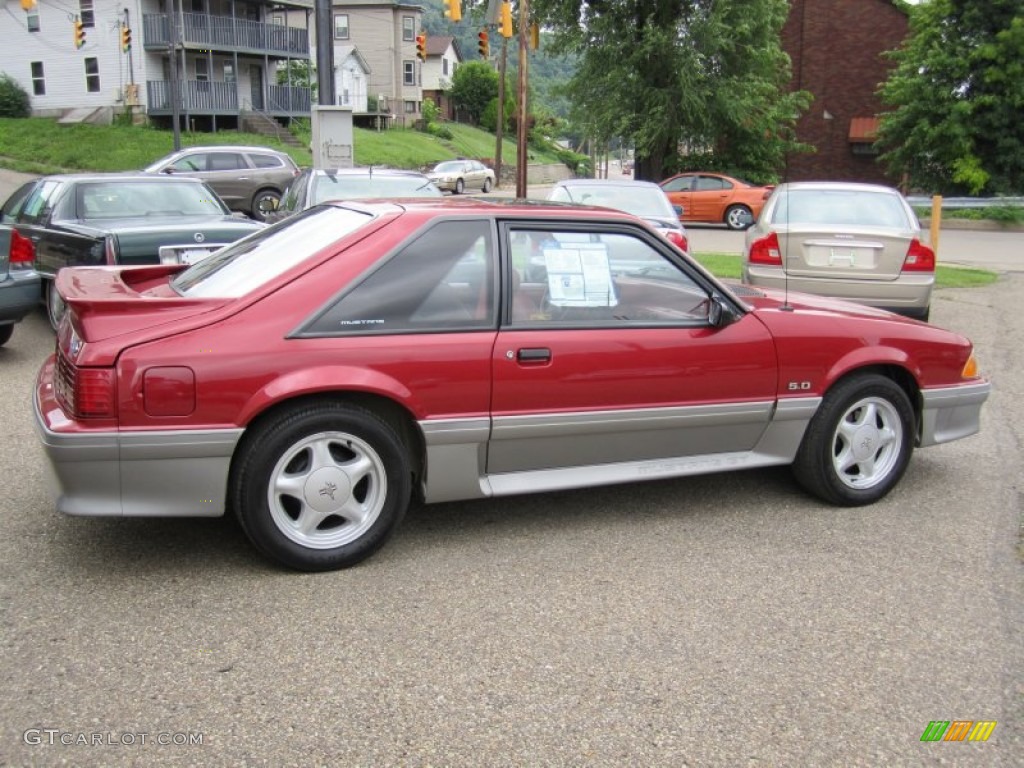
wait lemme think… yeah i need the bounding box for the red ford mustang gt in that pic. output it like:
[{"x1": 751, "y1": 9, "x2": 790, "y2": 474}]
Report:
[{"x1": 34, "y1": 199, "x2": 991, "y2": 571}]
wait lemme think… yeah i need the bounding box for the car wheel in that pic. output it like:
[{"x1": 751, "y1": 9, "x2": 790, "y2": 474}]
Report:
[
  {"x1": 251, "y1": 189, "x2": 281, "y2": 222},
  {"x1": 725, "y1": 205, "x2": 753, "y2": 230},
  {"x1": 233, "y1": 401, "x2": 412, "y2": 571},
  {"x1": 482, "y1": 177, "x2": 492, "y2": 193},
  {"x1": 792, "y1": 374, "x2": 914, "y2": 506},
  {"x1": 45, "y1": 280, "x2": 65, "y2": 331},
  {"x1": 455, "y1": 178, "x2": 465, "y2": 195},
  {"x1": 0, "y1": 324, "x2": 13, "y2": 347}
]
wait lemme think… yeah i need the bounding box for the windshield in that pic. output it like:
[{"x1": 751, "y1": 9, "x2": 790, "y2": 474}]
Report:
[
  {"x1": 432, "y1": 162, "x2": 465, "y2": 173},
  {"x1": 171, "y1": 206, "x2": 373, "y2": 298},
  {"x1": 312, "y1": 175, "x2": 440, "y2": 204},
  {"x1": 551, "y1": 185, "x2": 674, "y2": 219},
  {"x1": 77, "y1": 180, "x2": 228, "y2": 219}
]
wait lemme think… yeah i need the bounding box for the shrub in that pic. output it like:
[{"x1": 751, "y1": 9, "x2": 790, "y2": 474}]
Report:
[{"x1": 0, "y1": 73, "x2": 30, "y2": 118}]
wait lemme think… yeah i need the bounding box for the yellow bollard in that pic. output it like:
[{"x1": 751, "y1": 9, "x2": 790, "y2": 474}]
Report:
[{"x1": 929, "y1": 195, "x2": 942, "y2": 258}]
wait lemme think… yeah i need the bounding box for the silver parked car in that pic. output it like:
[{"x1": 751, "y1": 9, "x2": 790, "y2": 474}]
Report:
[
  {"x1": 427, "y1": 159, "x2": 496, "y2": 194},
  {"x1": 144, "y1": 145, "x2": 300, "y2": 222},
  {"x1": 742, "y1": 182, "x2": 934, "y2": 321}
]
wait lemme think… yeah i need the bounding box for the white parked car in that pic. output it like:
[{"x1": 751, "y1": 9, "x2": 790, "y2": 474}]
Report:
[{"x1": 427, "y1": 159, "x2": 496, "y2": 194}]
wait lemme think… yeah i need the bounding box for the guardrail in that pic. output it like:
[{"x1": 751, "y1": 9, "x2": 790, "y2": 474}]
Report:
[{"x1": 907, "y1": 196, "x2": 1024, "y2": 209}]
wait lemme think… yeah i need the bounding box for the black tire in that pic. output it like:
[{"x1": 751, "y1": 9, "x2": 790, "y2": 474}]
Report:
[
  {"x1": 725, "y1": 204, "x2": 754, "y2": 231},
  {"x1": 45, "y1": 280, "x2": 65, "y2": 331},
  {"x1": 792, "y1": 374, "x2": 915, "y2": 506},
  {"x1": 0, "y1": 324, "x2": 13, "y2": 347},
  {"x1": 482, "y1": 177, "x2": 492, "y2": 193},
  {"x1": 455, "y1": 178, "x2": 465, "y2": 195},
  {"x1": 232, "y1": 402, "x2": 412, "y2": 571},
  {"x1": 251, "y1": 189, "x2": 281, "y2": 222}
]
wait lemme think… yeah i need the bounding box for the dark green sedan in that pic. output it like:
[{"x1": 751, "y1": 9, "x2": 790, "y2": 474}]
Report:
[{"x1": 9, "y1": 173, "x2": 265, "y2": 327}]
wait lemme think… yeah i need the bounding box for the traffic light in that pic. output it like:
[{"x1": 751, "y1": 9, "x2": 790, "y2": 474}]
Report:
[
  {"x1": 477, "y1": 29, "x2": 489, "y2": 59},
  {"x1": 443, "y1": 0, "x2": 462, "y2": 23},
  {"x1": 20, "y1": 0, "x2": 35, "y2": 10},
  {"x1": 74, "y1": 18, "x2": 85, "y2": 49},
  {"x1": 415, "y1": 32, "x2": 427, "y2": 62},
  {"x1": 121, "y1": 24, "x2": 132, "y2": 53},
  {"x1": 499, "y1": 2, "x2": 513, "y2": 38}
]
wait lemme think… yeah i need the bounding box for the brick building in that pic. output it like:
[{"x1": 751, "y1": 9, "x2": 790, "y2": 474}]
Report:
[{"x1": 782, "y1": 0, "x2": 910, "y2": 184}]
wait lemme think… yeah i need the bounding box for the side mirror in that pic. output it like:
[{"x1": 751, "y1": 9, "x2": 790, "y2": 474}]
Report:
[
  {"x1": 708, "y1": 295, "x2": 739, "y2": 328},
  {"x1": 162, "y1": 167, "x2": 175, "y2": 175}
]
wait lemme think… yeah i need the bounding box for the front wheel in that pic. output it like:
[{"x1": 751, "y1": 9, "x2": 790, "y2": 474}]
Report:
[
  {"x1": 233, "y1": 402, "x2": 412, "y2": 571},
  {"x1": 0, "y1": 324, "x2": 13, "y2": 347},
  {"x1": 725, "y1": 205, "x2": 754, "y2": 231},
  {"x1": 454, "y1": 178, "x2": 465, "y2": 195},
  {"x1": 792, "y1": 374, "x2": 915, "y2": 506}
]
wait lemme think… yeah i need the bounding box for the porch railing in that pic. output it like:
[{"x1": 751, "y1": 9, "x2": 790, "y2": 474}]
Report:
[{"x1": 143, "y1": 13, "x2": 310, "y2": 57}]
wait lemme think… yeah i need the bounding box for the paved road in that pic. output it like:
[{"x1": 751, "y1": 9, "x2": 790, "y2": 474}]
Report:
[{"x1": 0, "y1": 168, "x2": 1021, "y2": 766}]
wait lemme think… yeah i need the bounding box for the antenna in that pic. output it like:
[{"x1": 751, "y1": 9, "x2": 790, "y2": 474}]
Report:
[{"x1": 780, "y1": 148, "x2": 793, "y2": 311}]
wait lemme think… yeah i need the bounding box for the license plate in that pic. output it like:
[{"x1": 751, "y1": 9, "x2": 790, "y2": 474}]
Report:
[{"x1": 179, "y1": 248, "x2": 213, "y2": 264}]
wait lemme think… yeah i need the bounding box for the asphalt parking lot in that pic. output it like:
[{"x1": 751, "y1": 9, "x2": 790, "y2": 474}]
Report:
[{"x1": 0, "y1": 176, "x2": 1021, "y2": 765}]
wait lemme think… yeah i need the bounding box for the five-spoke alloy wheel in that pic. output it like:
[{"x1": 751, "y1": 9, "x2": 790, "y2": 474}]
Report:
[{"x1": 233, "y1": 402, "x2": 411, "y2": 571}]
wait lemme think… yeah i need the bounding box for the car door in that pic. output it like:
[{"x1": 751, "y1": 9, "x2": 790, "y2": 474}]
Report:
[
  {"x1": 15, "y1": 180, "x2": 102, "y2": 279},
  {"x1": 489, "y1": 221, "x2": 778, "y2": 484},
  {"x1": 691, "y1": 175, "x2": 733, "y2": 221},
  {"x1": 660, "y1": 175, "x2": 694, "y2": 221},
  {"x1": 202, "y1": 151, "x2": 252, "y2": 209}
]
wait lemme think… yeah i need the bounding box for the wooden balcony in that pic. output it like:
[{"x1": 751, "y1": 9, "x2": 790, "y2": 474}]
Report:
[
  {"x1": 145, "y1": 80, "x2": 311, "y2": 118},
  {"x1": 143, "y1": 12, "x2": 310, "y2": 58}
]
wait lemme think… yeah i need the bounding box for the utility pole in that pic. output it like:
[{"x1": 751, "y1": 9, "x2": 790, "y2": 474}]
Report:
[
  {"x1": 515, "y1": 0, "x2": 529, "y2": 198},
  {"x1": 495, "y1": 35, "x2": 507, "y2": 189},
  {"x1": 314, "y1": 0, "x2": 336, "y2": 106},
  {"x1": 169, "y1": 0, "x2": 181, "y2": 150}
]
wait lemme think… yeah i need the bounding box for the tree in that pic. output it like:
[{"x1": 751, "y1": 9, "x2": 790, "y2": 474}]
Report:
[
  {"x1": 0, "y1": 73, "x2": 30, "y2": 118},
  {"x1": 449, "y1": 61, "x2": 499, "y2": 125},
  {"x1": 534, "y1": 0, "x2": 808, "y2": 181},
  {"x1": 877, "y1": 0, "x2": 1024, "y2": 195}
]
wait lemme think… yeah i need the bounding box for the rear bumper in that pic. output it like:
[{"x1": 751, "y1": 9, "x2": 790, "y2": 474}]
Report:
[
  {"x1": 0, "y1": 269, "x2": 42, "y2": 324},
  {"x1": 743, "y1": 265, "x2": 933, "y2": 316},
  {"x1": 919, "y1": 381, "x2": 991, "y2": 447},
  {"x1": 33, "y1": 356, "x2": 243, "y2": 517}
]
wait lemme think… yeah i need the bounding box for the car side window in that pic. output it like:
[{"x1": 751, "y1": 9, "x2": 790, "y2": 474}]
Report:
[
  {"x1": 662, "y1": 176, "x2": 693, "y2": 193},
  {"x1": 169, "y1": 154, "x2": 206, "y2": 172},
  {"x1": 508, "y1": 228, "x2": 710, "y2": 327},
  {"x1": 1, "y1": 181, "x2": 36, "y2": 222},
  {"x1": 18, "y1": 180, "x2": 62, "y2": 224},
  {"x1": 209, "y1": 152, "x2": 245, "y2": 171},
  {"x1": 249, "y1": 153, "x2": 284, "y2": 169},
  {"x1": 695, "y1": 176, "x2": 727, "y2": 191},
  {"x1": 308, "y1": 219, "x2": 496, "y2": 335}
]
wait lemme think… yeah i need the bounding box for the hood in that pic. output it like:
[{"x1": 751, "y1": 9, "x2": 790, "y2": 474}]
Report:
[
  {"x1": 735, "y1": 283, "x2": 925, "y2": 324},
  {"x1": 57, "y1": 265, "x2": 229, "y2": 346}
]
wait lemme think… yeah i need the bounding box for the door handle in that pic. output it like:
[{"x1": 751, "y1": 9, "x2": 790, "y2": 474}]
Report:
[{"x1": 516, "y1": 347, "x2": 551, "y2": 363}]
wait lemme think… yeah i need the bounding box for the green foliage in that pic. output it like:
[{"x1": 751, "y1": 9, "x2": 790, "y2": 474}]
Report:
[
  {"x1": 0, "y1": 73, "x2": 30, "y2": 119},
  {"x1": 277, "y1": 61, "x2": 316, "y2": 93},
  {"x1": 877, "y1": 0, "x2": 1024, "y2": 195},
  {"x1": 534, "y1": 0, "x2": 808, "y2": 181},
  {"x1": 421, "y1": 99, "x2": 440, "y2": 125},
  {"x1": 449, "y1": 61, "x2": 500, "y2": 125},
  {"x1": 914, "y1": 204, "x2": 1024, "y2": 225}
]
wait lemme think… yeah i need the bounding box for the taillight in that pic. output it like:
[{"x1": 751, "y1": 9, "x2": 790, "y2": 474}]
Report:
[
  {"x1": 666, "y1": 230, "x2": 689, "y2": 253},
  {"x1": 748, "y1": 232, "x2": 782, "y2": 265},
  {"x1": 902, "y1": 238, "x2": 935, "y2": 272},
  {"x1": 9, "y1": 230, "x2": 34, "y2": 265},
  {"x1": 55, "y1": 351, "x2": 116, "y2": 419}
]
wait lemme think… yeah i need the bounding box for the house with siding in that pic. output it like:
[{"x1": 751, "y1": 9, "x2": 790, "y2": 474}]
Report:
[
  {"x1": 1, "y1": 0, "x2": 313, "y2": 132},
  {"x1": 421, "y1": 35, "x2": 461, "y2": 120},
  {"x1": 781, "y1": 0, "x2": 910, "y2": 184}
]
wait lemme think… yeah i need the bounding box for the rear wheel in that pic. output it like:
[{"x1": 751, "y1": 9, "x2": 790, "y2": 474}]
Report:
[
  {"x1": 233, "y1": 402, "x2": 412, "y2": 571},
  {"x1": 725, "y1": 204, "x2": 753, "y2": 230},
  {"x1": 792, "y1": 374, "x2": 914, "y2": 506},
  {"x1": 251, "y1": 189, "x2": 281, "y2": 222},
  {"x1": 482, "y1": 177, "x2": 492, "y2": 193},
  {"x1": 0, "y1": 324, "x2": 13, "y2": 347},
  {"x1": 45, "y1": 280, "x2": 65, "y2": 331}
]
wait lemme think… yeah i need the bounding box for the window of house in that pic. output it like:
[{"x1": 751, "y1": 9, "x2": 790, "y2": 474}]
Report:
[
  {"x1": 79, "y1": 0, "x2": 95, "y2": 27},
  {"x1": 195, "y1": 58, "x2": 209, "y2": 82},
  {"x1": 403, "y1": 61, "x2": 415, "y2": 86},
  {"x1": 403, "y1": 16, "x2": 415, "y2": 41},
  {"x1": 27, "y1": 9, "x2": 40, "y2": 32},
  {"x1": 443, "y1": 59, "x2": 449, "y2": 76},
  {"x1": 84, "y1": 57, "x2": 100, "y2": 93},
  {"x1": 271, "y1": 13, "x2": 285, "y2": 26},
  {"x1": 334, "y1": 14, "x2": 349, "y2": 40},
  {"x1": 405, "y1": 100, "x2": 416, "y2": 114},
  {"x1": 30, "y1": 62, "x2": 45, "y2": 96},
  {"x1": 223, "y1": 63, "x2": 235, "y2": 83}
]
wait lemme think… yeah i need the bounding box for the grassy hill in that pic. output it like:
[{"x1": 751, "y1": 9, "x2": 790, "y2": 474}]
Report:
[{"x1": 0, "y1": 117, "x2": 561, "y2": 175}]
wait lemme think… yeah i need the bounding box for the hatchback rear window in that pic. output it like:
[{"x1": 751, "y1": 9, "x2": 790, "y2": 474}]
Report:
[
  {"x1": 251, "y1": 153, "x2": 287, "y2": 169},
  {"x1": 771, "y1": 190, "x2": 911, "y2": 228},
  {"x1": 171, "y1": 206, "x2": 372, "y2": 298}
]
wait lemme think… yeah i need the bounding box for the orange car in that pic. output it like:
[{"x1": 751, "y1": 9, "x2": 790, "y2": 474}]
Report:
[{"x1": 660, "y1": 172, "x2": 774, "y2": 230}]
